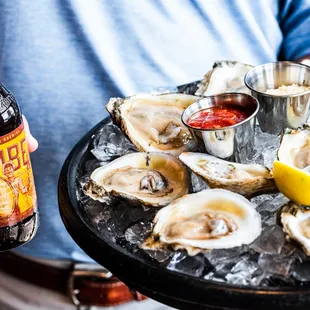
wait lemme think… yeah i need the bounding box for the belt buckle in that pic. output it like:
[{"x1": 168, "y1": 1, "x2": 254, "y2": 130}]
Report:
[{"x1": 67, "y1": 263, "x2": 113, "y2": 306}]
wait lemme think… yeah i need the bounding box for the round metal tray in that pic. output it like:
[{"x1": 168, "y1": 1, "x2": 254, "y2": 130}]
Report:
[{"x1": 58, "y1": 117, "x2": 310, "y2": 310}]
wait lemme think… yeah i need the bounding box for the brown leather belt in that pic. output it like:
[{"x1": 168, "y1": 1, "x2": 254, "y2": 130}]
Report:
[{"x1": 0, "y1": 252, "x2": 147, "y2": 307}]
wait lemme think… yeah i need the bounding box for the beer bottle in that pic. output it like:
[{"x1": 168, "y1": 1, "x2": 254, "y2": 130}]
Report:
[{"x1": 0, "y1": 83, "x2": 38, "y2": 251}]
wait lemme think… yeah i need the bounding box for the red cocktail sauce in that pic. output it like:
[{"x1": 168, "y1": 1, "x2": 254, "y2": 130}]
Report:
[{"x1": 186, "y1": 106, "x2": 251, "y2": 130}]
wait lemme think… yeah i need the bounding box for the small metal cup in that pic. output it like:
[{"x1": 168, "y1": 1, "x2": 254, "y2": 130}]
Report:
[
  {"x1": 182, "y1": 93, "x2": 259, "y2": 162},
  {"x1": 244, "y1": 61, "x2": 310, "y2": 135}
]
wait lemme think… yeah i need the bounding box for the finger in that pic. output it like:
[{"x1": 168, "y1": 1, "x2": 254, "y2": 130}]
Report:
[{"x1": 22, "y1": 115, "x2": 39, "y2": 153}]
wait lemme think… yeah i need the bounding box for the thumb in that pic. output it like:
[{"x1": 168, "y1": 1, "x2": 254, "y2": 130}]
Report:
[{"x1": 22, "y1": 115, "x2": 38, "y2": 153}]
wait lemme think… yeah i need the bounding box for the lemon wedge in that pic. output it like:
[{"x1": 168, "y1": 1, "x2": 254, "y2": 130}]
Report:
[{"x1": 273, "y1": 160, "x2": 310, "y2": 205}]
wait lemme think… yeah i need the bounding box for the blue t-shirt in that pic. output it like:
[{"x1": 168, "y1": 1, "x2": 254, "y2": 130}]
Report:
[{"x1": 0, "y1": 0, "x2": 309, "y2": 262}]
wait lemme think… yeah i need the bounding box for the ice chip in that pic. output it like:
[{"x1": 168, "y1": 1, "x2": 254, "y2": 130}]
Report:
[
  {"x1": 292, "y1": 261, "x2": 310, "y2": 282},
  {"x1": 204, "y1": 272, "x2": 226, "y2": 282},
  {"x1": 251, "y1": 193, "x2": 278, "y2": 207},
  {"x1": 250, "y1": 225, "x2": 285, "y2": 254},
  {"x1": 90, "y1": 121, "x2": 137, "y2": 162},
  {"x1": 125, "y1": 221, "x2": 153, "y2": 245},
  {"x1": 206, "y1": 248, "x2": 248, "y2": 265},
  {"x1": 256, "y1": 194, "x2": 288, "y2": 214},
  {"x1": 144, "y1": 250, "x2": 172, "y2": 263},
  {"x1": 167, "y1": 252, "x2": 209, "y2": 277},
  {"x1": 258, "y1": 253, "x2": 294, "y2": 278},
  {"x1": 280, "y1": 243, "x2": 307, "y2": 263},
  {"x1": 251, "y1": 126, "x2": 280, "y2": 168},
  {"x1": 205, "y1": 249, "x2": 248, "y2": 278},
  {"x1": 82, "y1": 198, "x2": 108, "y2": 225},
  {"x1": 225, "y1": 259, "x2": 259, "y2": 285},
  {"x1": 190, "y1": 172, "x2": 209, "y2": 193}
]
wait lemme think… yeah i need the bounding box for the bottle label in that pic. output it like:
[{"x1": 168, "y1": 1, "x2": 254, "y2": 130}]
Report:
[
  {"x1": 0, "y1": 123, "x2": 37, "y2": 227},
  {"x1": 0, "y1": 93, "x2": 15, "y2": 113}
]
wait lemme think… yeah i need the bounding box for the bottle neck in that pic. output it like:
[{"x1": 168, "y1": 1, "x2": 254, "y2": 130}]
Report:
[{"x1": 0, "y1": 83, "x2": 22, "y2": 136}]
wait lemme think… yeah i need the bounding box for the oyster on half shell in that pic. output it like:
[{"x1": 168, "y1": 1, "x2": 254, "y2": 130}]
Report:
[
  {"x1": 84, "y1": 152, "x2": 189, "y2": 207},
  {"x1": 195, "y1": 60, "x2": 253, "y2": 96},
  {"x1": 179, "y1": 152, "x2": 277, "y2": 197},
  {"x1": 278, "y1": 125, "x2": 310, "y2": 169},
  {"x1": 142, "y1": 189, "x2": 262, "y2": 255},
  {"x1": 280, "y1": 202, "x2": 310, "y2": 256},
  {"x1": 106, "y1": 93, "x2": 200, "y2": 156}
]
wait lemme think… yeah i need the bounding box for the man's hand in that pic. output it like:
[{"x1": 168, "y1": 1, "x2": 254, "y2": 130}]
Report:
[{"x1": 23, "y1": 115, "x2": 38, "y2": 153}]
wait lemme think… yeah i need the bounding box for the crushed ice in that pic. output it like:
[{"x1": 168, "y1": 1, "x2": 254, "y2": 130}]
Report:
[
  {"x1": 90, "y1": 121, "x2": 137, "y2": 162},
  {"x1": 77, "y1": 113, "x2": 310, "y2": 288}
]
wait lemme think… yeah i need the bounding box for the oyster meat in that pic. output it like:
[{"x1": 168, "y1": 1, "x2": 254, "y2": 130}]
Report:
[
  {"x1": 84, "y1": 152, "x2": 189, "y2": 207},
  {"x1": 195, "y1": 60, "x2": 253, "y2": 96},
  {"x1": 280, "y1": 202, "x2": 310, "y2": 256},
  {"x1": 106, "y1": 93, "x2": 200, "y2": 156},
  {"x1": 179, "y1": 152, "x2": 277, "y2": 197},
  {"x1": 278, "y1": 125, "x2": 310, "y2": 169},
  {"x1": 142, "y1": 189, "x2": 262, "y2": 255}
]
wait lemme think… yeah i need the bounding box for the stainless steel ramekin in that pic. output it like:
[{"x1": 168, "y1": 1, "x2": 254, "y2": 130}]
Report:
[
  {"x1": 244, "y1": 61, "x2": 310, "y2": 135},
  {"x1": 181, "y1": 93, "x2": 259, "y2": 162}
]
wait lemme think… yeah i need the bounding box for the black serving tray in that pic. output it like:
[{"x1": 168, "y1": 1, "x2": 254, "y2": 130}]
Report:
[{"x1": 58, "y1": 116, "x2": 310, "y2": 310}]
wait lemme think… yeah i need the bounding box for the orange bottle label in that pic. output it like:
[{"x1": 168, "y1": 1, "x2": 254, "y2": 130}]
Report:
[{"x1": 0, "y1": 123, "x2": 37, "y2": 227}]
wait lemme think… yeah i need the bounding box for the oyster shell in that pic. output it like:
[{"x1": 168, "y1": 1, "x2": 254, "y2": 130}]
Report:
[
  {"x1": 280, "y1": 202, "x2": 310, "y2": 256},
  {"x1": 106, "y1": 93, "x2": 200, "y2": 156},
  {"x1": 278, "y1": 125, "x2": 310, "y2": 169},
  {"x1": 142, "y1": 189, "x2": 262, "y2": 255},
  {"x1": 179, "y1": 152, "x2": 277, "y2": 197},
  {"x1": 195, "y1": 60, "x2": 253, "y2": 96},
  {"x1": 84, "y1": 152, "x2": 189, "y2": 207}
]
